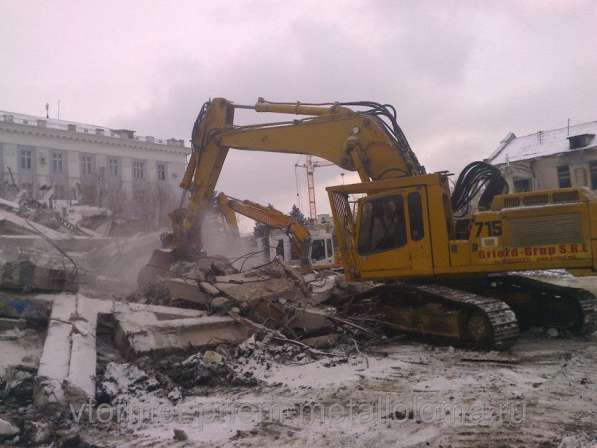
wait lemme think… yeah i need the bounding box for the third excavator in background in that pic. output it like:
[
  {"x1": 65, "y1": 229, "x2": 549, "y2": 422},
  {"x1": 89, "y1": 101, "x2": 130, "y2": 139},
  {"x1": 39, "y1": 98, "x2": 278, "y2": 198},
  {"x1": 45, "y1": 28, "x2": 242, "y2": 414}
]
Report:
[{"x1": 158, "y1": 97, "x2": 597, "y2": 350}]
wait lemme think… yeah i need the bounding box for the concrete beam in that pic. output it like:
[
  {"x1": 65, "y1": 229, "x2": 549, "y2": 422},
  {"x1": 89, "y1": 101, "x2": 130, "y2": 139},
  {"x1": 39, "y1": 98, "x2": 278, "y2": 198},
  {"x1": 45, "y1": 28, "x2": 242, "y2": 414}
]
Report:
[{"x1": 114, "y1": 314, "x2": 250, "y2": 359}]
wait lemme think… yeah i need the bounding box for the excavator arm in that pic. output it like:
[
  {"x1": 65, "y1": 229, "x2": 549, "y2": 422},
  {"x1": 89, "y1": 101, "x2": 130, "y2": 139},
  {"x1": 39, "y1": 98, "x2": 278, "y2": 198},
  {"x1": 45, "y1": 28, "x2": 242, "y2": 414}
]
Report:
[
  {"x1": 215, "y1": 193, "x2": 311, "y2": 264},
  {"x1": 172, "y1": 97, "x2": 423, "y2": 253}
]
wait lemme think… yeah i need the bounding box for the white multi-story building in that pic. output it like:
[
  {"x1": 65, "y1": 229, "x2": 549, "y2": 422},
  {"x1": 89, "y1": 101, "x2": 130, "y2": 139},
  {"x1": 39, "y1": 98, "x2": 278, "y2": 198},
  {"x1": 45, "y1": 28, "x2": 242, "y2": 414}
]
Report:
[{"x1": 0, "y1": 110, "x2": 189, "y2": 216}]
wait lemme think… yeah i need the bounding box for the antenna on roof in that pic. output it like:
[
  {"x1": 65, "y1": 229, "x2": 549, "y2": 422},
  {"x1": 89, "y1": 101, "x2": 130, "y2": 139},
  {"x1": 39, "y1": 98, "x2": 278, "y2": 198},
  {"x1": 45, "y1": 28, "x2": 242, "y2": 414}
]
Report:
[
  {"x1": 45, "y1": 103, "x2": 49, "y2": 119},
  {"x1": 57, "y1": 100, "x2": 61, "y2": 120},
  {"x1": 567, "y1": 118, "x2": 570, "y2": 136}
]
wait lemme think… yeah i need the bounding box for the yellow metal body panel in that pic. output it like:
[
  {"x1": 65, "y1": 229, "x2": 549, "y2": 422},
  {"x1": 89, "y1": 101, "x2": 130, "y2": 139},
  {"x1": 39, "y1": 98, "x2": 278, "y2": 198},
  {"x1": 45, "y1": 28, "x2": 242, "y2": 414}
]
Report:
[{"x1": 327, "y1": 176, "x2": 597, "y2": 281}]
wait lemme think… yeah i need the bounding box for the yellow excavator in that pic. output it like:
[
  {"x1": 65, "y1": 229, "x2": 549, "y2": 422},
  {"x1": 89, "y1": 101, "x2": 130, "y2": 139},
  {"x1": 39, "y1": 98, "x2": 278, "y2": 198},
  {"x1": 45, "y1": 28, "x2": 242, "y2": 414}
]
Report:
[
  {"x1": 214, "y1": 193, "x2": 337, "y2": 268},
  {"x1": 158, "y1": 97, "x2": 597, "y2": 350},
  {"x1": 214, "y1": 192, "x2": 312, "y2": 265}
]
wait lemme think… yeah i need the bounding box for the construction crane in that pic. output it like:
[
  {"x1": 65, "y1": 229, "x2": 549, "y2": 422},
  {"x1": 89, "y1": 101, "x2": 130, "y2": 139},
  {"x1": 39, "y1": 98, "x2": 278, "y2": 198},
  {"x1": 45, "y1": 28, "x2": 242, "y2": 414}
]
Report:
[
  {"x1": 152, "y1": 97, "x2": 597, "y2": 350},
  {"x1": 295, "y1": 155, "x2": 333, "y2": 221}
]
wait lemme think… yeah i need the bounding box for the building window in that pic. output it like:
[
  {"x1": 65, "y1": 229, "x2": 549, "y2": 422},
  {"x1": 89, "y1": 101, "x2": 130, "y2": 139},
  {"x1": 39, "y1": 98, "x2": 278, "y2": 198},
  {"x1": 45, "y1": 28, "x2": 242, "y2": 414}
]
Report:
[
  {"x1": 108, "y1": 158, "x2": 119, "y2": 177},
  {"x1": 133, "y1": 189, "x2": 145, "y2": 201},
  {"x1": 52, "y1": 153, "x2": 63, "y2": 173},
  {"x1": 513, "y1": 178, "x2": 531, "y2": 192},
  {"x1": 81, "y1": 155, "x2": 93, "y2": 175},
  {"x1": 20, "y1": 150, "x2": 32, "y2": 170},
  {"x1": 157, "y1": 163, "x2": 166, "y2": 181},
  {"x1": 133, "y1": 160, "x2": 145, "y2": 179},
  {"x1": 557, "y1": 165, "x2": 571, "y2": 188}
]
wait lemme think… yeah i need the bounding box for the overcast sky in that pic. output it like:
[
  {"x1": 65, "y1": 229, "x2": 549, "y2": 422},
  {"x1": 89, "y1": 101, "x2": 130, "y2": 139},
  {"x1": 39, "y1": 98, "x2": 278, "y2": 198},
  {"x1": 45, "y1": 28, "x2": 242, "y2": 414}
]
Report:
[{"x1": 2, "y1": 0, "x2": 596, "y2": 231}]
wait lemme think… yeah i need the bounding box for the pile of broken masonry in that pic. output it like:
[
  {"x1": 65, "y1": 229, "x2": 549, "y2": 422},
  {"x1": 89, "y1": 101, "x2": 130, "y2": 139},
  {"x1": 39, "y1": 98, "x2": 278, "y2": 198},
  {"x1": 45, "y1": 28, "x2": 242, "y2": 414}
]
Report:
[{"x1": 0, "y1": 241, "x2": 387, "y2": 446}]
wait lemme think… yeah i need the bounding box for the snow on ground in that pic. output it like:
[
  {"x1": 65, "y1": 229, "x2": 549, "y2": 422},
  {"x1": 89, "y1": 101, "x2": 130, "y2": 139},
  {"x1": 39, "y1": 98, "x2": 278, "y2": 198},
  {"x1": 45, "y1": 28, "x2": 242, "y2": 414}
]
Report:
[{"x1": 86, "y1": 333, "x2": 597, "y2": 448}]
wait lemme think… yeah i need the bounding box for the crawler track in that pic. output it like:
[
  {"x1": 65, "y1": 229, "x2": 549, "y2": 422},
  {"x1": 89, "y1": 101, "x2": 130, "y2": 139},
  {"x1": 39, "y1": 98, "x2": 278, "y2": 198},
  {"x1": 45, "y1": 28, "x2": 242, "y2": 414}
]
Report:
[
  {"x1": 344, "y1": 274, "x2": 597, "y2": 351},
  {"x1": 369, "y1": 282, "x2": 520, "y2": 350},
  {"x1": 401, "y1": 283, "x2": 519, "y2": 350},
  {"x1": 408, "y1": 283, "x2": 520, "y2": 349},
  {"x1": 485, "y1": 275, "x2": 597, "y2": 334}
]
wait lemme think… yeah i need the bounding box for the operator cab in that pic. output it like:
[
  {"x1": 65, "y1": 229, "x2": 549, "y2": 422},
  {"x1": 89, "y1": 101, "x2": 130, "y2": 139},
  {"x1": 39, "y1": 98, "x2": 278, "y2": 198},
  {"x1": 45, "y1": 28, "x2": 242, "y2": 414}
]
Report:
[
  {"x1": 266, "y1": 228, "x2": 335, "y2": 267},
  {"x1": 308, "y1": 230, "x2": 335, "y2": 266}
]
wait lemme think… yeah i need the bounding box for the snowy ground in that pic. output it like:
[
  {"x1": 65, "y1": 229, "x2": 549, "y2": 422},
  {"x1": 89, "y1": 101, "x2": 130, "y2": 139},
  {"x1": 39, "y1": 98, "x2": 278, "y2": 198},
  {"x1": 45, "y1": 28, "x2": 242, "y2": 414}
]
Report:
[
  {"x1": 74, "y1": 330, "x2": 597, "y2": 448},
  {"x1": 1, "y1": 272, "x2": 597, "y2": 447}
]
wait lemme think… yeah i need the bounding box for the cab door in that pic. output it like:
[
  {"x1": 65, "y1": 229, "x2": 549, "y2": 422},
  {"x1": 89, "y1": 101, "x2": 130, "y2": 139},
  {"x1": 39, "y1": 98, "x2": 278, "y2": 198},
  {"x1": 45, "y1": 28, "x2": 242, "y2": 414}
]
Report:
[{"x1": 355, "y1": 186, "x2": 433, "y2": 279}]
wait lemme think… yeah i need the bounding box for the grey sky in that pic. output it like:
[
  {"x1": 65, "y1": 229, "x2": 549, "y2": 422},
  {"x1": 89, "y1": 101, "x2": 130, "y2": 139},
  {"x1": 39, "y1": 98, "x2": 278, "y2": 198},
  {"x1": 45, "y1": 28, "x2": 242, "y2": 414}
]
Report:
[{"x1": 2, "y1": 0, "x2": 596, "y2": 230}]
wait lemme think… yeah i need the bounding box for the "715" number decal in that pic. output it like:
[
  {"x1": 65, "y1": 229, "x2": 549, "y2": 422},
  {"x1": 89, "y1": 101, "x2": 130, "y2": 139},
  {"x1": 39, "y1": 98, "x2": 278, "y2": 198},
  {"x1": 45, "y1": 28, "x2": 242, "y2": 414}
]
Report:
[{"x1": 474, "y1": 220, "x2": 502, "y2": 237}]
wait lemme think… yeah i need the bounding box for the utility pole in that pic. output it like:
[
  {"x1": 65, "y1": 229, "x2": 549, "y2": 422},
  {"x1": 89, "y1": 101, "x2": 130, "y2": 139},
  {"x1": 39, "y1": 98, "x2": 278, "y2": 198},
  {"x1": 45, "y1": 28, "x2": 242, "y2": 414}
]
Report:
[{"x1": 295, "y1": 156, "x2": 333, "y2": 221}]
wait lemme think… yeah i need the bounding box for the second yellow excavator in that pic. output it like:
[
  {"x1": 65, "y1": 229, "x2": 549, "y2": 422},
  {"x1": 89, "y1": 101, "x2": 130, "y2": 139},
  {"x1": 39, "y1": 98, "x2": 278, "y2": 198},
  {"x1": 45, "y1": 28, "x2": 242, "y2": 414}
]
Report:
[
  {"x1": 213, "y1": 193, "x2": 336, "y2": 267},
  {"x1": 158, "y1": 97, "x2": 597, "y2": 350}
]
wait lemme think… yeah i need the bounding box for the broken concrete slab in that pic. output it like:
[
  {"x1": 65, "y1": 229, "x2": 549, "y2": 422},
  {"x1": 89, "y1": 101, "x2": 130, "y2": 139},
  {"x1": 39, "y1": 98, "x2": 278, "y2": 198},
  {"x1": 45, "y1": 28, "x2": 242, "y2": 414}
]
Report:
[
  {"x1": 30, "y1": 293, "x2": 211, "y2": 409},
  {"x1": 287, "y1": 307, "x2": 335, "y2": 333},
  {"x1": 165, "y1": 277, "x2": 210, "y2": 306},
  {"x1": 0, "y1": 208, "x2": 67, "y2": 240},
  {"x1": 114, "y1": 314, "x2": 250, "y2": 359},
  {"x1": 213, "y1": 277, "x2": 298, "y2": 304},
  {"x1": 34, "y1": 295, "x2": 97, "y2": 410},
  {"x1": 0, "y1": 234, "x2": 111, "y2": 253}
]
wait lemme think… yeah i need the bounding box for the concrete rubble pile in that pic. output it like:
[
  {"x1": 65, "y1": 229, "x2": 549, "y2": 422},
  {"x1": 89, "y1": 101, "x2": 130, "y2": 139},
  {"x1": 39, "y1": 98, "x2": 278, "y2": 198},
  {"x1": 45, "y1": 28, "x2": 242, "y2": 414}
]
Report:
[
  {"x1": 0, "y1": 194, "x2": 390, "y2": 447},
  {"x1": 0, "y1": 237, "x2": 388, "y2": 447}
]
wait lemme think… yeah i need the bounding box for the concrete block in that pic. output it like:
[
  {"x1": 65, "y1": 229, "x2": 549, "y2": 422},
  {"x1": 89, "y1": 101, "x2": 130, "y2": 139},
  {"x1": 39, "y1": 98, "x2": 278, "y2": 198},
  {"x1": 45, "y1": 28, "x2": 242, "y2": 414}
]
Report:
[
  {"x1": 165, "y1": 278, "x2": 210, "y2": 305},
  {"x1": 213, "y1": 277, "x2": 296, "y2": 304},
  {"x1": 114, "y1": 315, "x2": 250, "y2": 359},
  {"x1": 287, "y1": 307, "x2": 335, "y2": 333}
]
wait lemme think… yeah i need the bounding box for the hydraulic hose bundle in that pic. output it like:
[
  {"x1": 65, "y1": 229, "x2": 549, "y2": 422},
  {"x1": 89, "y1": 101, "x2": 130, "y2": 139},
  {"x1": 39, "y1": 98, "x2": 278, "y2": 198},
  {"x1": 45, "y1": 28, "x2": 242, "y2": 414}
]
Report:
[
  {"x1": 258, "y1": 99, "x2": 424, "y2": 177},
  {"x1": 451, "y1": 161, "x2": 508, "y2": 216}
]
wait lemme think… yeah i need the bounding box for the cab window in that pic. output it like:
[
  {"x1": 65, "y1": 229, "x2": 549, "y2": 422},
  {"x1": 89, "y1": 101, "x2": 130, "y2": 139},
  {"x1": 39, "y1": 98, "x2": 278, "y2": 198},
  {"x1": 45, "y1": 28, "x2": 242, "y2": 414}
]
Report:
[
  {"x1": 407, "y1": 191, "x2": 424, "y2": 241},
  {"x1": 358, "y1": 195, "x2": 407, "y2": 254},
  {"x1": 311, "y1": 239, "x2": 326, "y2": 261}
]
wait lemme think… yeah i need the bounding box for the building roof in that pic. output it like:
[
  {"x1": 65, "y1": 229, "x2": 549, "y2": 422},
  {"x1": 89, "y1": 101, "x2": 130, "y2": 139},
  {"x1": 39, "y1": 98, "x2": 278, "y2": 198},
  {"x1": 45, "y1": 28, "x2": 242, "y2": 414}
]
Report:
[
  {"x1": 486, "y1": 120, "x2": 597, "y2": 165},
  {"x1": 0, "y1": 110, "x2": 190, "y2": 155}
]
